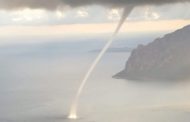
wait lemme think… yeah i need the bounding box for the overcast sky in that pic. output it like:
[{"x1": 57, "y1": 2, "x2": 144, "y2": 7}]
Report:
[
  {"x1": 0, "y1": 3, "x2": 189, "y2": 25},
  {"x1": 0, "y1": 1, "x2": 190, "y2": 43}
]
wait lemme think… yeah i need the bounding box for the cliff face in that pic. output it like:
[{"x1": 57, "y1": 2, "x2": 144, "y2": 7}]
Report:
[{"x1": 113, "y1": 25, "x2": 190, "y2": 81}]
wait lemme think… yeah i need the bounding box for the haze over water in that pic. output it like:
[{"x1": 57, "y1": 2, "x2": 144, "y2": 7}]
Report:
[{"x1": 1, "y1": 33, "x2": 190, "y2": 122}]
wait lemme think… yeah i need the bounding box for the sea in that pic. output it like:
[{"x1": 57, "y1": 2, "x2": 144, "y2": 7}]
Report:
[{"x1": 0, "y1": 32, "x2": 190, "y2": 122}]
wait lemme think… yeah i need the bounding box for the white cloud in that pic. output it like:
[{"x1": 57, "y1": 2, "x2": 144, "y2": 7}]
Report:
[
  {"x1": 0, "y1": 4, "x2": 189, "y2": 25},
  {"x1": 144, "y1": 6, "x2": 160, "y2": 20},
  {"x1": 10, "y1": 8, "x2": 47, "y2": 22},
  {"x1": 76, "y1": 8, "x2": 89, "y2": 18},
  {"x1": 56, "y1": 10, "x2": 65, "y2": 19},
  {"x1": 152, "y1": 12, "x2": 160, "y2": 19},
  {"x1": 107, "y1": 8, "x2": 122, "y2": 21},
  {"x1": 12, "y1": 17, "x2": 23, "y2": 22},
  {"x1": 150, "y1": 3, "x2": 190, "y2": 20}
]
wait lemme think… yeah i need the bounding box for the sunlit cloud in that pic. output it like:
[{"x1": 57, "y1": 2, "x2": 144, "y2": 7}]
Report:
[
  {"x1": 0, "y1": 4, "x2": 189, "y2": 25},
  {"x1": 144, "y1": 7, "x2": 160, "y2": 20},
  {"x1": 56, "y1": 10, "x2": 65, "y2": 19},
  {"x1": 107, "y1": 8, "x2": 122, "y2": 21},
  {"x1": 152, "y1": 12, "x2": 160, "y2": 20},
  {"x1": 76, "y1": 8, "x2": 89, "y2": 18},
  {"x1": 10, "y1": 8, "x2": 47, "y2": 22}
]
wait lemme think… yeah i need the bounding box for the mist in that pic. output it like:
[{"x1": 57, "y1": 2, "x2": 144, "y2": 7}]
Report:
[{"x1": 1, "y1": 34, "x2": 190, "y2": 122}]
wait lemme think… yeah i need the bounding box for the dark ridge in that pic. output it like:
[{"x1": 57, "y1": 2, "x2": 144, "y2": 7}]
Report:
[{"x1": 113, "y1": 25, "x2": 190, "y2": 81}]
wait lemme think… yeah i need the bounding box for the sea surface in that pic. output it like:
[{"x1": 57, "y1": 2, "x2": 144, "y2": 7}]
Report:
[{"x1": 1, "y1": 33, "x2": 190, "y2": 122}]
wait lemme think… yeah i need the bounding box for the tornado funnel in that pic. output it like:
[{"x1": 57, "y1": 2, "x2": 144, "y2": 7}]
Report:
[{"x1": 68, "y1": 5, "x2": 134, "y2": 119}]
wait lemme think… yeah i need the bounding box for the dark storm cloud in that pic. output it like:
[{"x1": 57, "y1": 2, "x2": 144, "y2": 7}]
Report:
[{"x1": 0, "y1": 0, "x2": 189, "y2": 10}]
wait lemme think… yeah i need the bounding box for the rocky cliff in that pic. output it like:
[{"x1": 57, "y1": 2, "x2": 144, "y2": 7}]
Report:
[{"x1": 113, "y1": 25, "x2": 190, "y2": 81}]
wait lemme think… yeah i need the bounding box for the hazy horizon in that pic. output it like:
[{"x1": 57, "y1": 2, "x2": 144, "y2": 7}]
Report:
[{"x1": 0, "y1": 1, "x2": 190, "y2": 122}]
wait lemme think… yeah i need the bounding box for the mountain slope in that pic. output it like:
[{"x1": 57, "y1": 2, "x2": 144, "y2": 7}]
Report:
[{"x1": 113, "y1": 25, "x2": 190, "y2": 81}]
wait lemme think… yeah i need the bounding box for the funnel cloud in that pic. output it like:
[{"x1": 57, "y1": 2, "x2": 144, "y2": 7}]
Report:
[
  {"x1": 68, "y1": 5, "x2": 134, "y2": 119},
  {"x1": 0, "y1": 0, "x2": 190, "y2": 10}
]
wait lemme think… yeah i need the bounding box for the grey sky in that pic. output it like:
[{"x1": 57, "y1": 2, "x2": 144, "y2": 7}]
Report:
[
  {"x1": 0, "y1": 0, "x2": 189, "y2": 25},
  {"x1": 0, "y1": 3, "x2": 190, "y2": 25},
  {"x1": 0, "y1": 0, "x2": 190, "y2": 10}
]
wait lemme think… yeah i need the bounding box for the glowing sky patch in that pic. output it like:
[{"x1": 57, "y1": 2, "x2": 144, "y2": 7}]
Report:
[
  {"x1": 11, "y1": 8, "x2": 47, "y2": 22},
  {"x1": 76, "y1": 8, "x2": 89, "y2": 18},
  {"x1": 144, "y1": 7, "x2": 160, "y2": 20},
  {"x1": 56, "y1": 10, "x2": 65, "y2": 19},
  {"x1": 107, "y1": 9, "x2": 122, "y2": 21}
]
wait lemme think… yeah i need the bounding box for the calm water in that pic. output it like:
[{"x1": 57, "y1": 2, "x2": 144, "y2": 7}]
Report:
[{"x1": 1, "y1": 35, "x2": 190, "y2": 122}]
